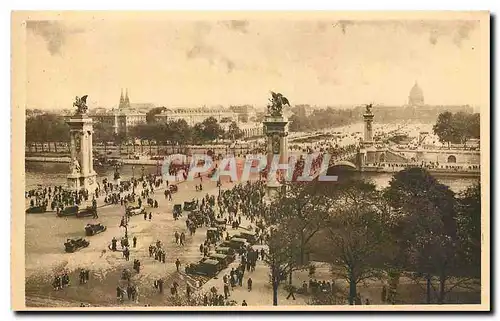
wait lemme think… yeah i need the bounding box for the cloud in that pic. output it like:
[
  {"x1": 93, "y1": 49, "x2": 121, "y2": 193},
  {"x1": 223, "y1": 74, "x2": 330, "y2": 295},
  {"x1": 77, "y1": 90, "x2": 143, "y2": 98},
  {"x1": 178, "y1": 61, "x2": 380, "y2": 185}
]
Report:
[
  {"x1": 333, "y1": 20, "x2": 355, "y2": 35},
  {"x1": 453, "y1": 21, "x2": 476, "y2": 47},
  {"x1": 429, "y1": 29, "x2": 439, "y2": 45},
  {"x1": 221, "y1": 20, "x2": 249, "y2": 33},
  {"x1": 186, "y1": 43, "x2": 237, "y2": 73},
  {"x1": 26, "y1": 20, "x2": 83, "y2": 55}
]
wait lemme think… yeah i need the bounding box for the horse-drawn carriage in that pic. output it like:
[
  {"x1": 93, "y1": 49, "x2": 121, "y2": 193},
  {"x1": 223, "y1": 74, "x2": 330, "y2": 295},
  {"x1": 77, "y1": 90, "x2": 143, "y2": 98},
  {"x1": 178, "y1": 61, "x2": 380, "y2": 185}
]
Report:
[
  {"x1": 25, "y1": 205, "x2": 47, "y2": 214},
  {"x1": 64, "y1": 238, "x2": 90, "y2": 253},
  {"x1": 84, "y1": 223, "x2": 107, "y2": 236},
  {"x1": 57, "y1": 206, "x2": 96, "y2": 218},
  {"x1": 183, "y1": 200, "x2": 197, "y2": 211}
]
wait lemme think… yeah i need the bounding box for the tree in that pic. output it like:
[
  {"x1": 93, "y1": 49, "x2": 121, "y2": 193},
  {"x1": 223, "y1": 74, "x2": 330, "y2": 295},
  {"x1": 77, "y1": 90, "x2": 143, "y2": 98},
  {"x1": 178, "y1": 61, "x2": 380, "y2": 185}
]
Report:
[
  {"x1": 383, "y1": 168, "x2": 473, "y2": 304},
  {"x1": 264, "y1": 225, "x2": 299, "y2": 306},
  {"x1": 168, "y1": 119, "x2": 192, "y2": 146},
  {"x1": 318, "y1": 178, "x2": 394, "y2": 305},
  {"x1": 226, "y1": 122, "x2": 244, "y2": 140},
  {"x1": 433, "y1": 111, "x2": 455, "y2": 146},
  {"x1": 456, "y1": 182, "x2": 481, "y2": 279},
  {"x1": 193, "y1": 117, "x2": 224, "y2": 143},
  {"x1": 274, "y1": 182, "x2": 330, "y2": 267},
  {"x1": 145, "y1": 107, "x2": 167, "y2": 123},
  {"x1": 93, "y1": 121, "x2": 115, "y2": 143},
  {"x1": 433, "y1": 111, "x2": 480, "y2": 146},
  {"x1": 25, "y1": 113, "x2": 69, "y2": 143}
]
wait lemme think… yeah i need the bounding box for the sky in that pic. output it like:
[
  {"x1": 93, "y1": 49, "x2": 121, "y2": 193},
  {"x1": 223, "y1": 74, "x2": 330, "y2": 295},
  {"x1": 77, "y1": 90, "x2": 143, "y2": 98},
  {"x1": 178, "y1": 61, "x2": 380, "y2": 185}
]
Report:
[{"x1": 25, "y1": 17, "x2": 483, "y2": 110}]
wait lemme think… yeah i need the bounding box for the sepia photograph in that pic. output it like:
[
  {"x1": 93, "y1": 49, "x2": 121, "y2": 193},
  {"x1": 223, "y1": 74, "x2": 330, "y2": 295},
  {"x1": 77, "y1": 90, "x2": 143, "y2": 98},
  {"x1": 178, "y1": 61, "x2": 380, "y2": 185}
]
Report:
[{"x1": 11, "y1": 11, "x2": 490, "y2": 311}]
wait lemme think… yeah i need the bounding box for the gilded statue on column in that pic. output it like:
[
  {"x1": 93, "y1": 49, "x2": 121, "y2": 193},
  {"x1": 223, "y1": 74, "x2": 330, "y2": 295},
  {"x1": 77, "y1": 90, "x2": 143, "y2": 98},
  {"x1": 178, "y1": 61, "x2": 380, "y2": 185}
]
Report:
[
  {"x1": 73, "y1": 95, "x2": 89, "y2": 115},
  {"x1": 267, "y1": 91, "x2": 290, "y2": 117}
]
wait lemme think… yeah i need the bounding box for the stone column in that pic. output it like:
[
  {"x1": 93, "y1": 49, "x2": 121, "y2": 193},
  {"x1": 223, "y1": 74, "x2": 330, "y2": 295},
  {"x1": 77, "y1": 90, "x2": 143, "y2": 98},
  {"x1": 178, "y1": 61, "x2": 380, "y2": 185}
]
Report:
[
  {"x1": 363, "y1": 112, "x2": 374, "y2": 144},
  {"x1": 69, "y1": 131, "x2": 76, "y2": 162},
  {"x1": 88, "y1": 130, "x2": 94, "y2": 173},
  {"x1": 81, "y1": 131, "x2": 89, "y2": 175}
]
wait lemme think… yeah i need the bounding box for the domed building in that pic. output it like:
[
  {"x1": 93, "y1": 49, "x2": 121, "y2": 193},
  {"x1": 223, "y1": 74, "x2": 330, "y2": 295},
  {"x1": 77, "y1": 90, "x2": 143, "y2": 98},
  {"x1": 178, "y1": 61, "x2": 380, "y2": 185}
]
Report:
[{"x1": 408, "y1": 81, "x2": 424, "y2": 106}]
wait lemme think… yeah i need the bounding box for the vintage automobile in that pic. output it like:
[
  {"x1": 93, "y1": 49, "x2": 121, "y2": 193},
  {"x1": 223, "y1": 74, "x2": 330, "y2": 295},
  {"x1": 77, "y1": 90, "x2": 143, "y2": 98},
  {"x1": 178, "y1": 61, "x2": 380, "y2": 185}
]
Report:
[
  {"x1": 169, "y1": 185, "x2": 178, "y2": 193},
  {"x1": 206, "y1": 227, "x2": 220, "y2": 242},
  {"x1": 64, "y1": 238, "x2": 90, "y2": 253},
  {"x1": 84, "y1": 223, "x2": 107, "y2": 236},
  {"x1": 185, "y1": 259, "x2": 220, "y2": 277},
  {"x1": 214, "y1": 218, "x2": 227, "y2": 226},
  {"x1": 215, "y1": 246, "x2": 236, "y2": 263},
  {"x1": 57, "y1": 206, "x2": 96, "y2": 218},
  {"x1": 237, "y1": 231, "x2": 257, "y2": 244},
  {"x1": 183, "y1": 200, "x2": 197, "y2": 211},
  {"x1": 222, "y1": 237, "x2": 248, "y2": 251},
  {"x1": 208, "y1": 253, "x2": 230, "y2": 268},
  {"x1": 25, "y1": 205, "x2": 47, "y2": 214},
  {"x1": 126, "y1": 205, "x2": 146, "y2": 216}
]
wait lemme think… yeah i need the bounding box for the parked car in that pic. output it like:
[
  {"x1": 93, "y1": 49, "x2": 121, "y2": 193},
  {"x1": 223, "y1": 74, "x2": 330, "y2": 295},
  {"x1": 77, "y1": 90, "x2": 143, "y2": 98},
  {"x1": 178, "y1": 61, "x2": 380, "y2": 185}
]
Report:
[{"x1": 185, "y1": 259, "x2": 220, "y2": 277}]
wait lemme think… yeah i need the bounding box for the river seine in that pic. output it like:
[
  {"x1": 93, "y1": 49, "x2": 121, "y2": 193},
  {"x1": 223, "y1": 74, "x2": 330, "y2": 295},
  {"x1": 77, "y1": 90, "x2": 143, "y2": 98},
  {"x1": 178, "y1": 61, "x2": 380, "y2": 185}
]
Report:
[{"x1": 25, "y1": 162, "x2": 478, "y2": 193}]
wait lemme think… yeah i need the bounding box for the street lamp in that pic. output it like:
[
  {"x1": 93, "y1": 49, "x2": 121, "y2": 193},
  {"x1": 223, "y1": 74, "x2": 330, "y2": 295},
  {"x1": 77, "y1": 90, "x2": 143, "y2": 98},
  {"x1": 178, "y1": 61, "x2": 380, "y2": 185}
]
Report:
[{"x1": 132, "y1": 165, "x2": 135, "y2": 179}]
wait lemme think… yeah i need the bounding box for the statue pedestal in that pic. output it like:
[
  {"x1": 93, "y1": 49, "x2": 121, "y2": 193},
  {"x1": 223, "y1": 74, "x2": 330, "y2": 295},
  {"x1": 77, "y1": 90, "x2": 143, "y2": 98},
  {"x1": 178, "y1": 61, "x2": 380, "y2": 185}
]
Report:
[
  {"x1": 263, "y1": 114, "x2": 289, "y2": 204},
  {"x1": 264, "y1": 179, "x2": 281, "y2": 204},
  {"x1": 66, "y1": 112, "x2": 97, "y2": 192},
  {"x1": 67, "y1": 171, "x2": 98, "y2": 192}
]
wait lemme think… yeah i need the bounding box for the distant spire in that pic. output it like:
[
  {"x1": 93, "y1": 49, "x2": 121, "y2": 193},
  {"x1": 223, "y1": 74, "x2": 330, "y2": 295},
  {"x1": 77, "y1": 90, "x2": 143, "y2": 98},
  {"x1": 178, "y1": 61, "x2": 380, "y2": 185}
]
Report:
[
  {"x1": 124, "y1": 88, "x2": 130, "y2": 107},
  {"x1": 119, "y1": 88, "x2": 124, "y2": 108}
]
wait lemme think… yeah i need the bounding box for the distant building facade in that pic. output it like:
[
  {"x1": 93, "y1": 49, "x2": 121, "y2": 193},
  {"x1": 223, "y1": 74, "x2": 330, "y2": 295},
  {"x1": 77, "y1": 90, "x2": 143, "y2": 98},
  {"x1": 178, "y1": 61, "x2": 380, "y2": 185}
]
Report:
[
  {"x1": 358, "y1": 82, "x2": 474, "y2": 123},
  {"x1": 154, "y1": 107, "x2": 238, "y2": 125},
  {"x1": 89, "y1": 89, "x2": 147, "y2": 135},
  {"x1": 229, "y1": 105, "x2": 257, "y2": 123}
]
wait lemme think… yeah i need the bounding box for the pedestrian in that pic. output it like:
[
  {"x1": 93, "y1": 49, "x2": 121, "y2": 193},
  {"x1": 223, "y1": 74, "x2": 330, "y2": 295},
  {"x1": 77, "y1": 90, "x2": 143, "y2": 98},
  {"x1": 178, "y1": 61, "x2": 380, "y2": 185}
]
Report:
[
  {"x1": 134, "y1": 285, "x2": 139, "y2": 303},
  {"x1": 242, "y1": 300, "x2": 248, "y2": 306},
  {"x1": 143, "y1": 212, "x2": 147, "y2": 220},
  {"x1": 175, "y1": 259, "x2": 181, "y2": 272},
  {"x1": 148, "y1": 212, "x2": 152, "y2": 221},
  {"x1": 365, "y1": 298, "x2": 370, "y2": 305},
  {"x1": 180, "y1": 232, "x2": 185, "y2": 246},
  {"x1": 158, "y1": 279, "x2": 164, "y2": 294},
  {"x1": 116, "y1": 286, "x2": 123, "y2": 303},
  {"x1": 247, "y1": 277, "x2": 253, "y2": 291},
  {"x1": 381, "y1": 285, "x2": 387, "y2": 303},
  {"x1": 133, "y1": 236, "x2": 137, "y2": 248},
  {"x1": 223, "y1": 280, "x2": 230, "y2": 299},
  {"x1": 186, "y1": 284, "x2": 192, "y2": 298},
  {"x1": 286, "y1": 285, "x2": 296, "y2": 300}
]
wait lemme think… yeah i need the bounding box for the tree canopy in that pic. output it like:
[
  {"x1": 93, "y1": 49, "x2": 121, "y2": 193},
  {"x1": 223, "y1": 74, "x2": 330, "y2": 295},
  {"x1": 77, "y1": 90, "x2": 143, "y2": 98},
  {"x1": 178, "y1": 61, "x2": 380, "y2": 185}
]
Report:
[
  {"x1": 433, "y1": 111, "x2": 480, "y2": 145},
  {"x1": 25, "y1": 113, "x2": 69, "y2": 143}
]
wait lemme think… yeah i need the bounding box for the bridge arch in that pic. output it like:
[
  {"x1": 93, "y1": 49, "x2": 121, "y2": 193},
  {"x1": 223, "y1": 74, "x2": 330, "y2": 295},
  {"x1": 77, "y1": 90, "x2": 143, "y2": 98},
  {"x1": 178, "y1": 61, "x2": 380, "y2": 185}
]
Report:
[
  {"x1": 447, "y1": 155, "x2": 457, "y2": 163},
  {"x1": 329, "y1": 160, "x2": 357, "y2": 169}
]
